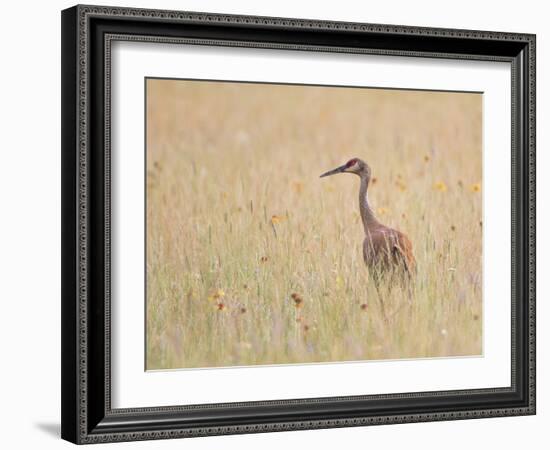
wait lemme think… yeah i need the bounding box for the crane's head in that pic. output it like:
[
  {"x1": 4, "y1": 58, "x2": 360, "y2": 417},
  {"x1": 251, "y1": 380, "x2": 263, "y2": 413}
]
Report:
[{"x1": 320, "y1": 158, "x2": 370, "y2": 179}]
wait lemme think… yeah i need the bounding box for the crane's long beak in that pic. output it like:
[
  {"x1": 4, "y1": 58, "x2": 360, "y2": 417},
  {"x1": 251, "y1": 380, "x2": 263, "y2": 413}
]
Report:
[{"x1": 320, "y1": 164, "x2": 347, "y2": 178}]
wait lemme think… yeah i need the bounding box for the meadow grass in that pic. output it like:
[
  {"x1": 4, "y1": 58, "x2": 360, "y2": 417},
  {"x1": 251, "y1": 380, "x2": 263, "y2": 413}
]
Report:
[{"x1": 145, "y1": 79, "x2": 482, "y2": 370}]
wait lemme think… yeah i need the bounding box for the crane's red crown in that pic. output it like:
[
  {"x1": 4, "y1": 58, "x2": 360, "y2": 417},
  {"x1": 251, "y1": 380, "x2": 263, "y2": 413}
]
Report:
[{"x1": 345, "y1": 158, "x2": 359, "y2": 168}]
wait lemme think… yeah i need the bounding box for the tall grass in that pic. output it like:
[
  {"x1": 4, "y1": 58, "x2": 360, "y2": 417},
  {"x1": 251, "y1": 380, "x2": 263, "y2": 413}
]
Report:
[{"x1": 145, "y1": 79, "x2": 482, "y2": 370}]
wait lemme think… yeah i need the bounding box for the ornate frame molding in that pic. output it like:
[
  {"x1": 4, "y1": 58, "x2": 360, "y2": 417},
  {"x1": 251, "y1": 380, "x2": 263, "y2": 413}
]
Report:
[{"x1": 61, "y1": 4, "x2": 536, "y2": 444}]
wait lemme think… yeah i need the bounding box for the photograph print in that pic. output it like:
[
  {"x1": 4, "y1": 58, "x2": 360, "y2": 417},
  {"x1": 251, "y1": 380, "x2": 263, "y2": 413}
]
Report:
[{"x1": 145, "y1": 78, "x2": 482, "y2": 371}]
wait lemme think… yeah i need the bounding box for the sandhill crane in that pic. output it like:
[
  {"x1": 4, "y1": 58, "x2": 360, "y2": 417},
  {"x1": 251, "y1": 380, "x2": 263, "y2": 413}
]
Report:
[{"x1": 320, "y1": 158, "x2": 416, "y2": 316}]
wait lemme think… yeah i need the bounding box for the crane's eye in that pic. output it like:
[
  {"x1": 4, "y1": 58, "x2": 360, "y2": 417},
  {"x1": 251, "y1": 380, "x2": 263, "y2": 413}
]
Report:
[{"x1": 345, "y1": 158, "x2": 358, "y2": 168}]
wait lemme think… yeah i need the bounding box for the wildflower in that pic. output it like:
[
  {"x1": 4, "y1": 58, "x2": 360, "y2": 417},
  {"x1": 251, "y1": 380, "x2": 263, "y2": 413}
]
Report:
[
  {"x1": 291, "y1": 293, "x2": 303, "y2": 308},
  {"x1": 208, "y1": 289, "x2": 225, "y2": 302},
  {"x1": 303, "y1": 325, "x2": 310, "y2": 332},
  {"x1": 335, "y1": 275, "x2": 344, "y2": 289},
  {"x1": 441, "y1": 329, "x2": 448, "y2": 336},
  {"x1": 240, "y1": 307, "x2": 247, "y2": 314},
  {"x1": 458, "y1": 180, "x2": 464, "y2": 188},
  {"x1": 433, "y1": 181, "x2": 448, "y2": 192},
  {"x1": 221, "y1": 191, "x2": 229, "y2": 200},
  {"x1": 360, "y1": 303, "x2": 368, "y2": 311},
  {"x1": 450, "y1": 225, "x2": 456, "y2": 231},
  {"x1": 216, "y1": 303, "x2": 226, "y2": 311},
  {"x1": 260, "y1": 256, "x2": 269, "y2": 263},
  {"x1": 470, "y1": 183, "x2": 481, "y2": 193},
  {"x1": 271, "y1": 215, "x2": 286, "y2": 225},
  {"x1": 395, "y1": 180, "x2": 407, "y2": 192},
  {"x1": 377, "y1": 207, "x2": 389, "y2": 216},
  {"x1": 424, "y1": 154, "x2": 430, "y2": 162},
  {"x1": 292, "y1": 181, "x2": 304, "y2": 194},
  {"x1": 371, "y1": 177, "x2": 378, "y2": 185}
]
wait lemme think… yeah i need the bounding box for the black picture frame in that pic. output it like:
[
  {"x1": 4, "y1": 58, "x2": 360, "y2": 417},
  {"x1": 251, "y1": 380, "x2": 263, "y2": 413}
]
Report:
[{"x1": 61, "y1": 4, "x2": 536, "y2": 444}]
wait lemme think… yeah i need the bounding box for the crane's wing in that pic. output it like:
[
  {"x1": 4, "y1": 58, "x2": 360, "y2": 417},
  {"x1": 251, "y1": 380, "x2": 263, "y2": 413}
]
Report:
[{"x1": 392, "y1": 232, "x2": 416, "y2": 276}]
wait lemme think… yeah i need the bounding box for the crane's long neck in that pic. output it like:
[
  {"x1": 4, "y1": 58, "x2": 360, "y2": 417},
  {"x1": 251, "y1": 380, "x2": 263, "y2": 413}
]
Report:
[{"x1": 359, "y1": 176, "x2": 380, "y2": 232}]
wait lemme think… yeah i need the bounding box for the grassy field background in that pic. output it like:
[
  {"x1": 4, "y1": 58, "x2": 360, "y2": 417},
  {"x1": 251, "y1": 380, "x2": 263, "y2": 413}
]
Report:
[{"x1": 146, "y1": 79, "x2": 482, "y2": 370}]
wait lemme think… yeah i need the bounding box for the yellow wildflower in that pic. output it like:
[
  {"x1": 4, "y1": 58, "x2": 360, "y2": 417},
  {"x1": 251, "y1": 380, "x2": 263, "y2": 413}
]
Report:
[
  {"x1": 271, "y1": 215, "x2": 286, "y2": 225},
  {"x1": 395, "y1": 180, "x2": 407, "y2": 192},
  {"x1": 292, "y1": 181, "x2": 304, "y2": 194},
  {"x1": 208, "y1": 289, "x2": 225, "y2": 302},
  {"x1": 433, "y1": 181, "x2": 448, "y2": 192},
  {"x1": 470, "y1": 183, "x2": 481, "y2": 192}
]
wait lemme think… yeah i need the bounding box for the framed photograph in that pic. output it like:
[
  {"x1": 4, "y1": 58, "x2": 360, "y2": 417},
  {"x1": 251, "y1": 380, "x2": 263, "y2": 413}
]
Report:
[{"x1": 61, "y1": 4, "x2": 536, "y2": 444}]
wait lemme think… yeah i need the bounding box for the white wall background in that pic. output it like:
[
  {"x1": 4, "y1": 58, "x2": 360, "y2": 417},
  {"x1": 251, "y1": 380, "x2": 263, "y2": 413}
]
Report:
[{"x1": 0, "y1": 1, "x2": 544, "y2": 448}]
